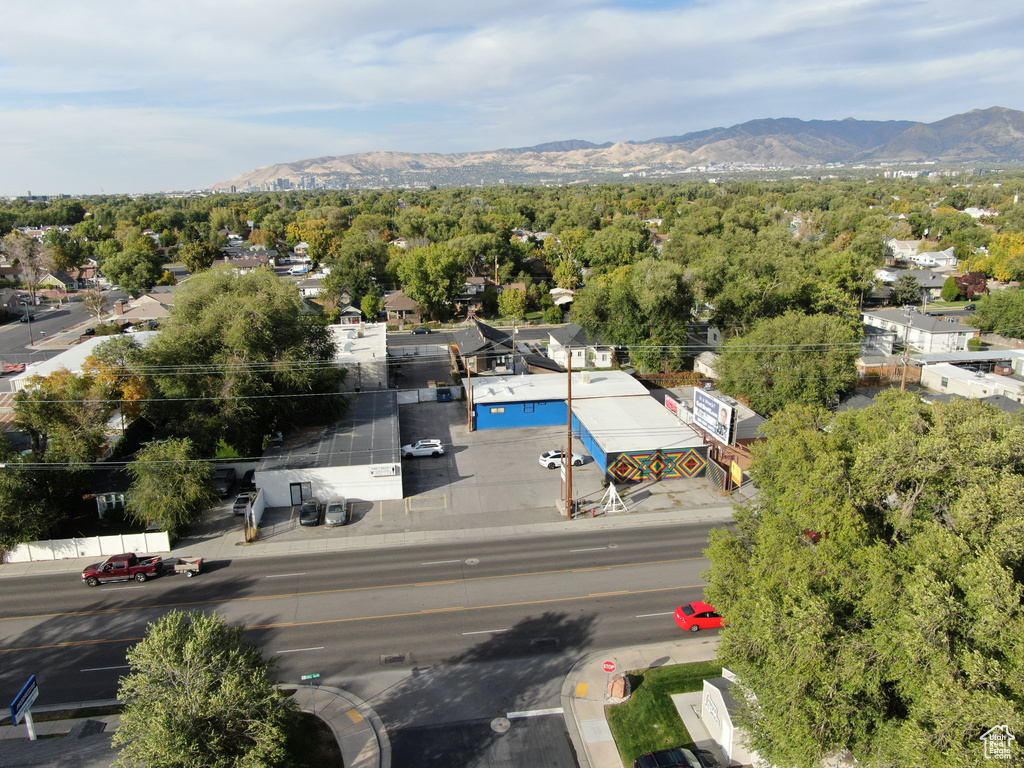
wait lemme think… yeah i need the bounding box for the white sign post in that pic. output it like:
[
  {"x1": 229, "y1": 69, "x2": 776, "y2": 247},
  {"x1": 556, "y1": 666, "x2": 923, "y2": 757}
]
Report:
[{"x1": 10, "y1": 675, "x2": 38, "y2": 741}]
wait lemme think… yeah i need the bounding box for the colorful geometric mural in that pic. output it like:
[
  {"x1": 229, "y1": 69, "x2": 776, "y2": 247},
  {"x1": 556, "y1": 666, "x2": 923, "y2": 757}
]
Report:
[
  {"x1": 608, "y1": 448, "x2": 707, "y2": 482},
  {"x1": 705, "y1": 459, "x2": 730, "y2": 492}
]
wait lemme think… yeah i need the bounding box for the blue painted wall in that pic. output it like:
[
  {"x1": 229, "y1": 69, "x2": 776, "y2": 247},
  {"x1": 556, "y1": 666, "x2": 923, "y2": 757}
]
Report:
[
  {"x1": 574, "y1": 415, "x2": 609, "y2": 474},
  {"x1": 475, "y1": 399, "x2": 567, "y2": 430}
]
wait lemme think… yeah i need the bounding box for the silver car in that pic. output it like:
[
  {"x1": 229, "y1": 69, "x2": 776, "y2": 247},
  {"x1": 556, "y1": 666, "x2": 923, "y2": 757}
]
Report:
[{"x1": 324, "y1": 498, "x2": 350, "y2": 527}]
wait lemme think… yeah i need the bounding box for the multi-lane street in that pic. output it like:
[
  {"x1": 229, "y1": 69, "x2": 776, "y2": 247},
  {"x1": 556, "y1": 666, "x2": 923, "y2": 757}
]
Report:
[{"x1": 0, "y1": 523, "x2": 720, "y2": 746}]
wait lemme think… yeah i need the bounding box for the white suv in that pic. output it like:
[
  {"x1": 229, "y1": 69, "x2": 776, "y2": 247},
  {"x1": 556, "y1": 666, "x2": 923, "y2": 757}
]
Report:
[{"x1": 402, "y1": 439, "x2": 445, "y2": 458}]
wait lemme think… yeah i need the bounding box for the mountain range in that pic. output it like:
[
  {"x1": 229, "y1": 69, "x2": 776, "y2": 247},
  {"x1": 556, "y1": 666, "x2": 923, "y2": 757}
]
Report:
[{"x1": 215, "y1": 106, "x2": 1024, "y2": 191}]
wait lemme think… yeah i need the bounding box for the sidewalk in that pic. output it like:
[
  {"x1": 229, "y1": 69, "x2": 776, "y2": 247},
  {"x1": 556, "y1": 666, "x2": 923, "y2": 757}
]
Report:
[
  {"x1": 562, "y1": 637, "x2": 723, "y2": 768},
  {"x1": 0, "y1": 501, "x2": 741, "y2": 579}
]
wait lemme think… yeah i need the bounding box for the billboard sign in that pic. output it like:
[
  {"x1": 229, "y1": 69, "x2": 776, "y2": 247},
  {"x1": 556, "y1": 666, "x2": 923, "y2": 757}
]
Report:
[{"x1": 693, "y1": 389, "x2": 734, "y2": 446}]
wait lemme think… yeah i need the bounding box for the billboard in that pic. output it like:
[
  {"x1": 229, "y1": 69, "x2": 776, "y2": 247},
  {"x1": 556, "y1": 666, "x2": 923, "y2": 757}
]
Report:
[{"x1": 693, "y1": 389, "x2": 734, "y2": 446}]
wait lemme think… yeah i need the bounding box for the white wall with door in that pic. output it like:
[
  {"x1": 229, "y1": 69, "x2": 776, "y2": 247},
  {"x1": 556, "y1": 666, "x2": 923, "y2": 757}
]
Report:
[{"x1": 254, "y1": 464, "x2": 402, "y2": 507}]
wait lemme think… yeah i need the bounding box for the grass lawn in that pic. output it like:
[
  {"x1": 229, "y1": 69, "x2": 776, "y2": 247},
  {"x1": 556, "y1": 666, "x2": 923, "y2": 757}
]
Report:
[
  {"x1": 285, "y1": 711, "x2": 343, "y2": 767},
  {"x1": 605, "y1": 661, "x2": 722, "y2": 766}
]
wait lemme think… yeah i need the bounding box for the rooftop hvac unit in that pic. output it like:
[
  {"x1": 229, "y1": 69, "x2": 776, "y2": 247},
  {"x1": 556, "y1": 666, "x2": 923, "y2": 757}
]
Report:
[{"x1": 580, "y1": 371, "x2": 591, "y2": 384}]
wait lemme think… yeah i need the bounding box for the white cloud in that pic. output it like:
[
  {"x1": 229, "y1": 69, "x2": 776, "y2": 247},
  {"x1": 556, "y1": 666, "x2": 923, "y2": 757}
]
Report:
[{"x1": 0, "y1": 0, "x2": 1022, "y2": 193}]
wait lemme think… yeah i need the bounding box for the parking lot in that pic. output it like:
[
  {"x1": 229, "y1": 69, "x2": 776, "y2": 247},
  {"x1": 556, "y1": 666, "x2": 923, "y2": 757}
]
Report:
[{"x1": 195, "y1": 397, "x2": 730, "y2": 548}]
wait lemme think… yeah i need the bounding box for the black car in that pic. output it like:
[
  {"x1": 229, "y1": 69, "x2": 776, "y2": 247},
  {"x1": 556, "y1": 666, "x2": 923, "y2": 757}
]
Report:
[
  {"x1": 411, "y1": 326, "x2": 431, "y2": 334},
  {"x1": 297, "y1": 498, "x2": 322, "y2": 526},
  {"x1": 633, "y1": 746, "x2": 718, "y2": 768}
]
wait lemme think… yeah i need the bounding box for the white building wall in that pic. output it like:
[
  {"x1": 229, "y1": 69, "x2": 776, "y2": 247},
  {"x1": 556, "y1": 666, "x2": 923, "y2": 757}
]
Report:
[
  {"x1": 921, "y1": 365, "x2": 1024, "y2": 402},
  {"x1": 255, "y1": 464, "x2": 403, "y2": 507}
]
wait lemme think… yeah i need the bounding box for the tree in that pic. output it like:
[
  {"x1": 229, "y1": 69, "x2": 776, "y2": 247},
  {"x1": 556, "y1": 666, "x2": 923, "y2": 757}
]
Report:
[
  {"x1": 360, "y1": 288, "x2": 383, "y2": 321},
  {"x1": 941, "y1": 275, "x2": 961, "y2": 302},
  {"x1": 971, "y1": 288, "x2": 1024, "y2": 339},
  {"x1": 705, "y1": 393, "x2": 1024, "y2": 768},
  {"x1": 80, "y1": 287, "x2": 107, "y2": 321},
  {"x1": 101, "y1": 248, "x2": 164, "y2": 297},
  {"x1": 42, "y1": 229, "x2": 86, "y2": 272},
  {"x1": 497, "y1": 287, "x2": 527, "y2": 321},
  {"x1": 0, "y1": 450, "x2": 52, "y2": 551},
  {"x1": 2, "y1": 232, "x2": 46, "y2": 303},
  {"x1": 138, "y1": 267, "x2": 344, "y2": 454},
  {"x1": 14, "y1": 369, "x2": 112, "y2": 461},
  {"x1": 715, "y1": 312, "x2": 860, "y2": 415},
  {"x1": 114, "y1": 610, "x2": 294, "y2": 768},
  {"x1": 888, "y1": 273, "x2": 922, "y2": 306},
  {"x1": 125, "y1": 439, "x2": 215, "y2": 533},
  {"x1": 179, "y1": 241, "x2": 219, "y2": 273},
  {"x1": 394, "y1": 243, "x2": 467, "y2": 321}
]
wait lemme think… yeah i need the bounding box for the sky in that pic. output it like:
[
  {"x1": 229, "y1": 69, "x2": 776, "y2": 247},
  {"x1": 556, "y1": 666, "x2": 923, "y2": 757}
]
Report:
[{"x1": 1, "y1": 0, "x2": 1022, "y2": 196}]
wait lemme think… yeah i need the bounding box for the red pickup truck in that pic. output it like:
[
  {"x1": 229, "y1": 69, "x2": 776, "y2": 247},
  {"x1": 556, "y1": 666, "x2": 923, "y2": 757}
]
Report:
[{"x1": 81, "y1": 553, "x2": 163, "y2": 587}]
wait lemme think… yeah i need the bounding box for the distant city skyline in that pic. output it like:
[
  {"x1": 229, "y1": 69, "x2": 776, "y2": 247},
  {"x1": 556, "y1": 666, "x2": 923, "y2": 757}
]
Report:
[{"x1": 2, "y1": 0, "x2": 1022, "y2": 196}]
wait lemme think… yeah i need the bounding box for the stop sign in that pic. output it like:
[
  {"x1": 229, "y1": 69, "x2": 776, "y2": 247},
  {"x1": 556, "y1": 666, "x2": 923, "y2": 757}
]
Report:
[{"x1": 602, "y1": 660, "x2": 616, "y2": 673}]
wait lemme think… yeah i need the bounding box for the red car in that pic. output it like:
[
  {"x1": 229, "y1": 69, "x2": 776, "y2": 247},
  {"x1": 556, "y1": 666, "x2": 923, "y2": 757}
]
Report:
[{"x1": 675, "y1": 601, "x2": 725, "y2": 632}]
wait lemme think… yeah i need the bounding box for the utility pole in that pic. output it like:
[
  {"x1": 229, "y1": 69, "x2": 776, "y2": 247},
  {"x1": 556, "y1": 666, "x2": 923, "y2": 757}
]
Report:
[
  {"x1": 466, "y1": 363, "x2": 473, "y2": 431},
  {"x1": 566, "y1": 347, "x2": 573, "y2": 519},
  {"x1": 900, "y1": 315, "x2": 912, "y2": 391}
]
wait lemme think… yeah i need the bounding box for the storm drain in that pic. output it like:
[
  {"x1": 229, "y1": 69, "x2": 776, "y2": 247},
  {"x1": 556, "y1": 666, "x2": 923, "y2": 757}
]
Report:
[{"x1": 380, "y1": 652, "x2": 408, "y2": 665}]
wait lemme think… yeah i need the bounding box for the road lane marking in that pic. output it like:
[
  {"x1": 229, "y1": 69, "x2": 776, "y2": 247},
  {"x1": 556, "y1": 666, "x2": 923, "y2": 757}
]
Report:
[
  {"x1": 569, "y1": 547, "x2": 608, "y2": 553},
  {"x1": 462, "y1": 629, "x2": 506, "y2": 635},
  {"x1": 589, "y1": 590, "x2": 631, "y2": 597},
  {"x1": 0, "y1": 556, "x2": 707, "y2": 623},
  {"x1": 81, "y1": 665, "x2": 130, "y2": 672},
  {"x1": 276, "y1": 646, "x2": 324, "y2": 654},
  {"x1": 422, "y1": 560, "x2": 461, "y2": 565},
  {"x1": 636, "y1": 611, "x2": 674, "y2": 618},
  {"x1": 266, "y1": 573, "x2": 307, "y2": 578},
  {"x1": 100, "y1": 586, "x2": 144, "y2": 591},
  {"x1": 507, "y1": 707, "x2": 564, "y2": 718}
]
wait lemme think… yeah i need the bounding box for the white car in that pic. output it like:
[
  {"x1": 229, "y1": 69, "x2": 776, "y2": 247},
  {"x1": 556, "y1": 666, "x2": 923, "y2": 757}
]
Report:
[
  {"x1": 539, "y1": 449, "x2": 585, "y2": 469},
  {"x1": 402, "y1": 439, "x2": 445, "y2": 458}
]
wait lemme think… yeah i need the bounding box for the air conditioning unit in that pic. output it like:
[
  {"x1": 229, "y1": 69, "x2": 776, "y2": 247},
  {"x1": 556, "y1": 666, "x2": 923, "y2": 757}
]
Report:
[{"x1": 580, "y1": 371, "x2": 591, "y2": 384}]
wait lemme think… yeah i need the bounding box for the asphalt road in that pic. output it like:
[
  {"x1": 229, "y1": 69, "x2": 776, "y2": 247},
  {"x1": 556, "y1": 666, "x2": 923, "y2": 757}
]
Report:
[{"x1": 0, "y1": 523, "x2": 719, "y2": 712}]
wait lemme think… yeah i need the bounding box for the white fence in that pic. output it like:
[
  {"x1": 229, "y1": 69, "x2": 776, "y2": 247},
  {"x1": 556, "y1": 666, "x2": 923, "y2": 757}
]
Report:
[{"x1": 3, "y1": 531, "x2": 172, "y2": 563}]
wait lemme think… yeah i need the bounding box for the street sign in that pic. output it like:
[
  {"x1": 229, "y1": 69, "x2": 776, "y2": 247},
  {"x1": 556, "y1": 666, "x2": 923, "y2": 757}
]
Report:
[
  {"x1": 300, "y1": 673, "x2": 321, "y2": 682},
  {"x1": 10, "y1": 675, "x2": 38, "y2": 725},
  {"x1": 602, "y1": 661, "x2": 616, "y2": 673}
]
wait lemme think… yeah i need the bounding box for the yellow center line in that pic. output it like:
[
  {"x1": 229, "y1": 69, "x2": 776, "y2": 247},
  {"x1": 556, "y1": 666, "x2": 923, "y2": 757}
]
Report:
[
  {"x1": 0, "y1": 555, "x2": 706, "y2": 623},
  {"x1": 0, "y1": 584, "x2": 697, "y2": 653}
]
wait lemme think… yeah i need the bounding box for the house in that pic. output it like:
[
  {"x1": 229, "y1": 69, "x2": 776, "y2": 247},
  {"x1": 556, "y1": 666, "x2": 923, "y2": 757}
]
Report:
[
  {"x1": 336, "y1": 303, "x2": 363, "y2": 325},
  {"x1": 872, "y1": 268, "x2": 949, "y2": 304},
  {"x1": 884, "y1": 238, "x2": 958, "y2": 268},
  {"x1": 296, "y1": 276, "x2": 324, "y2": 298},
  {"x1": 861, "y1": 308, "x2": 979, "y2": 354},
  {"x1": 547, "y1": 323, "x2": 615, "y2": 369},
  {"x1": 383, "y1": 290, "x2": 423, "y2": 325},
  {"x1": 693, "y1": 351, "x2": 719, "y2": 379},
  {"x1": 113, "y1": 291, "x2": 175, "y2": 325},
  {"x1": 451, "y1": 320, "x2": 514, "y2": 374},
  {"x1": 453, "y1": 277, "x2": 492, "y2": 317},
  {"x1": 0, "y1": 289, "x2": 26, "y2": 315},
  {"x1": 37, "y1": 270, "x2": 78, "y2": 292}
]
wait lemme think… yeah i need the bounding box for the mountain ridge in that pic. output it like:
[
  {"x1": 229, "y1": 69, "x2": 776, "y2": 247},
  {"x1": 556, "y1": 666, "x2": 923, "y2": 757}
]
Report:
[{"x1": 215, "y1": 106, "x2": 1024, "y2": 190}]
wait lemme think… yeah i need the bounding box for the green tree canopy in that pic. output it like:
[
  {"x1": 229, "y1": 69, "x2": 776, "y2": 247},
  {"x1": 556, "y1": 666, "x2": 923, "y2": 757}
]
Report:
[
  {"x1": 137, "y1": 266, "x2": 344, "y2": 454},
  {"x1": 715, "y1": 311, "x2": 861, "y2": 415},
  {"x1": 705, "y1": 393, "x2": 1024, "y2": 768},
  {"x1": 497, "y1": 287, "x2": 527, "y2": 322},
  {"x1": 125, "y1": 439, "x2": 216, "y2": 533},
  {"x1": 114, "y1": 610, "x2": 295, "y2": 768},
  {"x1": 971, "y1": 287, "x2": 1024, "y2": 338},
  {"x1": 101, "y1": 248, "x2": 164, "y2": 297},
  {"x1": 394, "y1": 243, "x2": 467, "y2": 321},
  {"x1": 179, "y1": 241, "x2": 219, "y2": 273}
]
